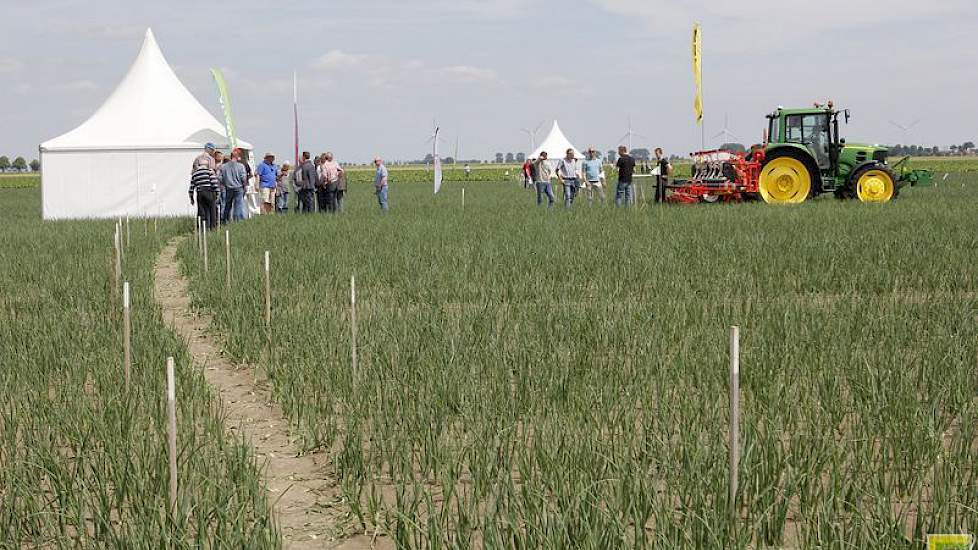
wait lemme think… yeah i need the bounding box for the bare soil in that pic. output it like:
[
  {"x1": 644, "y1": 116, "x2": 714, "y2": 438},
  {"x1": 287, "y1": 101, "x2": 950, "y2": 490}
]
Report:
[{"x1": 154, "y1": 236, "x2": 390, "y2": 550}]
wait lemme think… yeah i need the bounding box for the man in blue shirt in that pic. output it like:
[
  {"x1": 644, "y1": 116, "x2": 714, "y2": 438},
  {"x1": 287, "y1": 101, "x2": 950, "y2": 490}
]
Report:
[
  {"x1": 581, "y1": 148, "x2": 605, "y2": 205},
  {"x1": 374, "y1": 157, "x2": 389, "y2": 211},
  {"x1": 256, "y1": 153, "x2": 279, "y2": 215},
  {"x1": 220, "y1": 150, "x2": 248, "y2": 223}
]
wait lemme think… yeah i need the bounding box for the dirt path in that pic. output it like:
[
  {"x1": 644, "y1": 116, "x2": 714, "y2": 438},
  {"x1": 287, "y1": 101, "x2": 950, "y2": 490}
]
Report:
[{"x1": 154, "y1": 236, "x2": 382, "y2": 550}]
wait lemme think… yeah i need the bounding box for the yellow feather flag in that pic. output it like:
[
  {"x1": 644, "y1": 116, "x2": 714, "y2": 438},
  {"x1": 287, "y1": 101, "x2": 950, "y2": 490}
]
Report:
[{"x1": 692, "y1": 23, "x2": 703, "y2": 124}]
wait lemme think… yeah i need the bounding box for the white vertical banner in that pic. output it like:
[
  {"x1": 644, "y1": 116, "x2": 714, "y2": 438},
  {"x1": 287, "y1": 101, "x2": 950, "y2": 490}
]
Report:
[{"x1": 433, "y1": 126, "x2": 443, "y2": 195}]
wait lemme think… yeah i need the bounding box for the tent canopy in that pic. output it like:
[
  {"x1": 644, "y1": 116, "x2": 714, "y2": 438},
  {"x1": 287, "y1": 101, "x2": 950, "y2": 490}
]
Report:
[
  {"x1": 41, "y1": 29, "x2": 249, "y2": 152},
  {"x1": 528, "y1": 121, "x2": 582, "y2": 160}
]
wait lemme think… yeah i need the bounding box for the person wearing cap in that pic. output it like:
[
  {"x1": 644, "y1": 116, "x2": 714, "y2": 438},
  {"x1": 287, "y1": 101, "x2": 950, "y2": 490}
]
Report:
[
  {"x1": 582, "y1": 148, "x2": 606, "y2": 205},
  {"x1": 256, "y1": 153, "x2": 279, "y2": 215},
  {"x1": 532, "y1": 152, "x2": 555, "y2": 208},
  {"x1": 220, "y1": 150, "x2": 248, "y2": 223},
  {"x1": 192, "y1": 143, "x2": 217, "y2": 176},
  {"x1": 275, "y1": 162, "x2": 291, "y2": 214},
  {"x1": 555, "y1": 148, "x2": 582, "y2": 208},
  {"x1": 374, "y1": 157, "x2": 389, "y2": 211},
  {"x1": 189, "y1": 155, "x2": 219, "y2": 229}
]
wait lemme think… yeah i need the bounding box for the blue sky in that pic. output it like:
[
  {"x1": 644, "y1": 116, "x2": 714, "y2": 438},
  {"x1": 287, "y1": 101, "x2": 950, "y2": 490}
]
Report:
[{"x1": 2, "y1": 0, "x2": 976, "y2": 163}]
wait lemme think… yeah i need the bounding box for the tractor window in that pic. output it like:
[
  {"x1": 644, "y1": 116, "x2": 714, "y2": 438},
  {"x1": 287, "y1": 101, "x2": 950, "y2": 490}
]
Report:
[
  {"x1": 768, "y1": 116, "x2": 781, "y2": 143},
  {"x1": 785, "y1": 114, "x2": 831, "y2": 168}
]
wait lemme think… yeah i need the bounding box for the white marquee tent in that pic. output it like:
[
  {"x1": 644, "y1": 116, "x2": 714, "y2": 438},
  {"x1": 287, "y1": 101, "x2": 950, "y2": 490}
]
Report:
[
  {"x1": 40, "y1": 28, "x2": 251, "y2": 220},
  {"x1": 528, "y1": 121, "x2": 583, "y2": 161}
]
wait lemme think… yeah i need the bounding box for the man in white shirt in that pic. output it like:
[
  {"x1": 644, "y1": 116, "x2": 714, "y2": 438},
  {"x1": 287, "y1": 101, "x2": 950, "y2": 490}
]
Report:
[{"x1": 555, "y1": 148, "x2": 582, "y2": 208}]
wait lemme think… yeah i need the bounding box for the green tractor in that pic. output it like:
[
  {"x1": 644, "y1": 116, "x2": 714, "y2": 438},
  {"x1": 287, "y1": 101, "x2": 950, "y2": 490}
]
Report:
[{"x1": 757, "y1": 103, "x2": 932, "y2": 204}]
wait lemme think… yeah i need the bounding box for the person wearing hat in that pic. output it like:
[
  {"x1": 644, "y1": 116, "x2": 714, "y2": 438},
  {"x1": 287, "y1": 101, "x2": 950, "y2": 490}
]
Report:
[
  {"x1": 256, "y1": 152, "x2": 279, "y2": 215},
  {"x1": 532, "y1": 152, "x2": 555, "y2": 208},
  {"x1": 555, "y1": 148, "x2": 582, "y2": 208},
  {"x1": 193, "y1": 142, "x2": 217, "y2": 175},
  {"x1": 582, "y1": 148, "x2": 606, "y2": 205}
]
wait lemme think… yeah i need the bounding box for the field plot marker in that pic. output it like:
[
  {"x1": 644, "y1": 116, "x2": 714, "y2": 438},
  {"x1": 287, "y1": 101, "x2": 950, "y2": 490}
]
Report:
[
  {"x1": 123, "y1": 282, "x2": 131, "y2": 391},
  {"x1": 462, "y1": 187, "x2": 465, "y2": 210},
  {"x1": 125, "y1": 215, "x2": 130, "y2": 248},
  {"x1": 202, "y1": 223, "x2": 209, "y2": 274},
  {"x1": 166, "y1": 356, "x2": 178, "y2": 519},
  {"x1": 112, "y1": 225, "x2": 123, "y2": 302},
  {"x1": 729, "y1": 325, "x2": 741, "y2": 524},
  {"x1": 225, "y1": 230, "x2": 231, "y2": 289},
  {"x1": 264, "y1": 251, "x2": 271, "y2": 351},
  {"x1": 351, "y1": 275, "x2": 358, "y2": 383}
]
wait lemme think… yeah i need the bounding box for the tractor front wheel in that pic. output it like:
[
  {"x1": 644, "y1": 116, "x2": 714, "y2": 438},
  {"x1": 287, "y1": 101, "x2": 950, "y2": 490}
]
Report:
[
  {"x1": 758, "y1": 152, "x2": 813, "y2": 204},
  {"x1": 852, "y1": 165, "x2": 897, "y2": 203}
]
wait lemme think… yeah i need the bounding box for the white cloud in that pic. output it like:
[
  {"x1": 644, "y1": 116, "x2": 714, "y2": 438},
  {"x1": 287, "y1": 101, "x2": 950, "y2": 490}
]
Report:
[
  {"x1": 310, "y1": 50, "x2": 498, "y2": 89},
  {"x1": 439, "y1": 65, "x2": 498, "y2": 83},
  {"x1": 314, "y1": 50, "x2": 376, "y2": 70}
]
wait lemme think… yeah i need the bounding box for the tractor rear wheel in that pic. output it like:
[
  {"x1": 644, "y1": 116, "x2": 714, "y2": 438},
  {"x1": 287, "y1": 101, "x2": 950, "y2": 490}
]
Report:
[
  {"x1": 758, "y1": 151, "x2": 813, "y2": 204},
  {"x1": 852, "y1": 164, "x2": 897, "y2": 203}
]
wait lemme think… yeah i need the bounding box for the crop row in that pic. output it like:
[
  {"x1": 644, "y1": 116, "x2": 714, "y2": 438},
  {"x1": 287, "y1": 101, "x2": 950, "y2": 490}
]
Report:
[
  {"x1": 179, "y1": 176, "x2": 978, "y2": 548},
  {"x1": 0, "y1": 189, "x2": 278, "y2": 547}
]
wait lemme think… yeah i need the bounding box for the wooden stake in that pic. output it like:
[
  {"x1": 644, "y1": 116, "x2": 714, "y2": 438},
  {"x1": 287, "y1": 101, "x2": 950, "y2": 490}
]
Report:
[
  {"x1": 224, "y1": 230, "x2": 231, "y2": 290},
  {"x1": 117, "y1": 219, "x2": 125, "y2": 267},
  {"x1": 123, "y1": 282, "x2": 131, "y2": 391},
  {"x1": 729, "y1": 325, "x2": 740, "y2": 524},
  {"x1": 166, "y1": 356, "x2": 178, "y2": 520},
  {"x1": 351, "y1": 275, "x2": 358, "y2": 383},
  {"x1": 264, "y1": 251, "x2": 271, "y2": 348},
  {"x1": 111, "y1": 228, "x2": 120, "y2": 302},
  {"x1": 461, "y1": 187, "x2": 465, "y2": 210},
  {"x1": 125, "y1": 215, "x2": 130, "y2": 248},
  {"x1": 202, "y1": 223, "x2": 209, "y2": 274}
]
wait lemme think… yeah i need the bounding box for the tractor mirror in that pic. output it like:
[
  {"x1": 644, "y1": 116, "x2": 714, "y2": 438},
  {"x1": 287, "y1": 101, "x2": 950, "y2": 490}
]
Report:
[{"x1": 844, "y1": 109, "x2": 851, "y2": 124}]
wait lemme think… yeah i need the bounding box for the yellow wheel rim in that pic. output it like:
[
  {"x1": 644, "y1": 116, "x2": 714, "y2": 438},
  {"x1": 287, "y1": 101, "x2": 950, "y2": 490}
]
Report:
[
  {"x1": 856, "y1": 169, "x2": 894, "y2": 202},
  {"x1": 759, "y1": 157, "x2": 811, "y2": 204}
]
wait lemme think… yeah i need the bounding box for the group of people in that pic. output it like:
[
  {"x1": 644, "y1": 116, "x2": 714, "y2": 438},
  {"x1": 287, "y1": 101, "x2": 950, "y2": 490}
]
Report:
[
  {"x1": 190, "y1": 143, "x2": 386, "y2": 228},
  {"x1": 522, "y1": 146, "x2": 672, "y2": 208}
]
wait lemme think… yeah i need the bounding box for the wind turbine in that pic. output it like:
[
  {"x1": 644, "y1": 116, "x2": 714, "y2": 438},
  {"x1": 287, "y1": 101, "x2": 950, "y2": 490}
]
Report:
[
  {"x1": 521, "y1": 120, "x2": 545, "y2": 153},
  {"x1": 712, "y1": 113, "x2": 739, "y2": 145},
  {"x1": 888, "y1": 119, "x2": 920, "y2": 145},
  {"x1": 618, "y1": 116, "x2": 647, "y2": 152}
]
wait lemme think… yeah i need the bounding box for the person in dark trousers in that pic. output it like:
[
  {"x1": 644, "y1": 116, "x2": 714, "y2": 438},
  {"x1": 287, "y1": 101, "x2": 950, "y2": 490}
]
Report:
[
  {"x1": 189, "y1": 158, "x2": 219, "y2": 228},
  {"x1": 614, "y1": 145, "x2": 636, "y2": 207},
  {"x1": 220, "y1": 150, "x2": 248, "y2": 223},
  {"x1": 314, "y1": 154, "x2": 329, "y2": 212},
  {"x1": 296, "y1": 151, "x2": 317, "y2": 213},
  {"x1": 654, "y1": 147, "x2": 671, "y2": 203},
  {"x1": 319, "y1": 152, "x2": 344, "y2": 213}
]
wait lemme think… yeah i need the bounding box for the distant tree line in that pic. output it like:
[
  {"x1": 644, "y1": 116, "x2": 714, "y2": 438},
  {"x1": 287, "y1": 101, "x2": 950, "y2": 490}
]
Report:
[{"x1": 0, "y1": 156, "x2": 40, "y2": 172}]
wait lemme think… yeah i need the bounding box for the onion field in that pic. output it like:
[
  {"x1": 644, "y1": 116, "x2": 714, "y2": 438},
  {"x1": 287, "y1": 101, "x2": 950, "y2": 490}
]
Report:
[
  {"x1": 175, "y1": 175, "x2": 978, "y2": 548},
  {"x1": 0, "y1": 189, "x2": 278, "y2": 547}
]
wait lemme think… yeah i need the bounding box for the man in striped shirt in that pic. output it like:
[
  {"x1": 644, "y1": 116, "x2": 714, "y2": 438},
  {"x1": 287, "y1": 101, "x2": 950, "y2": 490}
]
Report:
[{"x1": 189, "y1": 153, "x2": 219, "y2": 229}]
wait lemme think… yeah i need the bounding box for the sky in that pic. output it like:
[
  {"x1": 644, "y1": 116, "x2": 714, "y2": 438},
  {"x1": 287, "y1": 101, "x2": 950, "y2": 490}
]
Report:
[{"x1": 2, "y1": 0, "x2": 976, "y2": 163}]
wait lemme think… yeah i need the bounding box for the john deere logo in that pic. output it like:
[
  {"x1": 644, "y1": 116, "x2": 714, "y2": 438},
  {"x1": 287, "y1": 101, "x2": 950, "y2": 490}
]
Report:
[{"x1": 928, "y1": 534, "x2": 974, "y2": 550}]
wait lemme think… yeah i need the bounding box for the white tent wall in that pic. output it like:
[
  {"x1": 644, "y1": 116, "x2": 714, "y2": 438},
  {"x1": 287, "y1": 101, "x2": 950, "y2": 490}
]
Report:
[{"x1": 41, "y1": 149, "x2": 200, "y2": 220}]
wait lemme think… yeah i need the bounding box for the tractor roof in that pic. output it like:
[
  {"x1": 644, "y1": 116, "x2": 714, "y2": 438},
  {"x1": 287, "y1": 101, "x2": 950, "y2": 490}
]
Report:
[{"x1": 769, "y1": 107, "x2": 837, "y2": 117}]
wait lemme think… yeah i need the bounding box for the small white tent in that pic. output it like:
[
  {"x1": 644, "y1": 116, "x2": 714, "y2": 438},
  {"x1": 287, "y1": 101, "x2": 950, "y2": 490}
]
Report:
[
  {"x1": 528, "y1": 121, "x2": 583, "y2": 160},
  {"x1": 40, "y1": 29, "x2": 251, "y2": 220}
]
